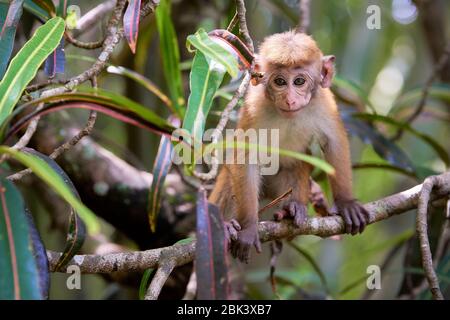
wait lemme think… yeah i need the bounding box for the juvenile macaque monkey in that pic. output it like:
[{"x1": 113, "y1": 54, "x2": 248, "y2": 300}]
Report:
[{"x1": 209, "y1": 31, "x2": 369, "y2": 262}]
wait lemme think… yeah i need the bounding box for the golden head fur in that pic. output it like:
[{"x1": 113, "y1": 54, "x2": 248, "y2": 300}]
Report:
[{"x1": 258, "y1": 30, "x2": 323, "y2": 69}]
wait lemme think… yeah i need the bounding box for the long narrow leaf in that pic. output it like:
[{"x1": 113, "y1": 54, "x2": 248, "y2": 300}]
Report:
[
  {"x1": 123, "y1": 0, "x2": 141, "y2": 53},
  {"x1": 22, "y1": 148, "x2": 86, "y2": 271},
  {"x1": 44, "y1": 38, "x2": 65, "y2": 77},
  {"x1": 187, "y1": 28, "x2": 240, "y2": 78},
  {"x1": 340, "y1": 108, "x2": 413, "y2": 170},
  {"x1": 183, "y1": 51, "x2": 226, "y2": 144},
  {"x1": 333, "y1": 76, "x2": 376, "y2": 113},
  {"x1": 148, "y1": 118, "x2": 178, "y2": 232},
  {"x1": 287, "y1": 242, "x2": 330, "y2": 294},
  {"x1": 354, "y1": 113, "x2": 450, "y2": 166},
  {"x1": 23, "y1": 0, "x2": 49, "y2": 21},
  {"x1": 0, "y1": 0, "x2": 24, "y2": 78},
  {"x1": 31, "y1": 0, "x2": 55, "y2": 16},
  {"x1": 3, "y1": 89, "x2": 176, "y2": 141},
  {"x1": 0, "y1": 147, "x2": 100, "y2": 234},
  {"x1": 107, "y1": 65, "x2": 174, "y2": 113},
  {"x1": 0, "y1": 16, "x2": 65, "y2": 125},
  {"x1": 57, "y1": 0, "x2": 69, "y2": 17},
  {"x1": 391, "y1": 84, "x2": 450, "y2": 114},
  {"x1": 155, "y1": 0, "x2": 185, "y2": 117},
  {"x1": 0, "y1": 178, "x2": 49, "y2": 299},
  {"x1": 195, "y1": 189, "x2": 228, "y2": 300}
]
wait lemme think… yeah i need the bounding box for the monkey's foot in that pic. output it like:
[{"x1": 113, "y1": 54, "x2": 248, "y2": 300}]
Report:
[
  {"x1": 224, "y1": 219, "x2": 241, "y2": 243},
  {"x1": 273, "y1": 200, "x2": 307, "y2": 227},
  {"x1": 230, "y1": 225, "x2": 262, "y2": 264},
  {"x1": 334, "y1": 199, "x2": 370, "y2": 235}
]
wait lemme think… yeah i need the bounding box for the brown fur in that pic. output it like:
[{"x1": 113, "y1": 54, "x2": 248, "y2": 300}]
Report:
[{"x1": 209, "y1": 31, "x2": 364, "y2": 262}]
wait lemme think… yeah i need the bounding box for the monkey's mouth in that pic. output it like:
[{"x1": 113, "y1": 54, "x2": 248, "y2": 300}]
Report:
[{"x1": 278, "y1": 107, "x2": 303, "y2": 114}]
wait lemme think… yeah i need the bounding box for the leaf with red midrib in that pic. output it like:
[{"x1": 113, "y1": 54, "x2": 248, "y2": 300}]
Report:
[
  {"x1": 0, "y1": 178, "x2": 49, "y2": 299},
  {"x1": 123, "y1": 0, "x2": 141, "y2": 54},
  {"x1": 195, "y1": 189, "x2": 229, "y2": 300}
]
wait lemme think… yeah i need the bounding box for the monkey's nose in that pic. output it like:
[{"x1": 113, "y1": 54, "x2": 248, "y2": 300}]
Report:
[{"x1": 286, "y1": 100, "x2": 295, "y2": 109}]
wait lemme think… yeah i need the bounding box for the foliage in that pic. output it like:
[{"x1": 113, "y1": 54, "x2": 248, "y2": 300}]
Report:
[{"x1": 1, "y1": 0, "x2": 449, "y2": 300}]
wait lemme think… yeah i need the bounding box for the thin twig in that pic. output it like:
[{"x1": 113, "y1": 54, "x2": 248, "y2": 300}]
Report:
[
  {"x1": 182, "y1": 269, "x2": 197, "y2": 300},
  {"x1": 416, "y1": 175, "x2": 445, "y2": 300},
  {"x1": 8, "y1": 79, "x2": 99, "y2": 181},
  {"x1": 258, "y1": 188, "x2": 292, "y2": 214},
  {"x1": 296, "y1": 0, "x2": 311, "y2": 34},
  {"x1": 65, "y1": 32, "x2": 104, "y2": 49},
  {"x1": 25, "y1": 80, "x2": 65, "y2": 93},
  {"x1": 392, "y1": 42, "x2": 450, "y2": 141},
  {"x1": 144, "y1": 260, "x2": 176, "y2": 300},
  {"x1": 10, "y1": 104, "x2": 43, "y2": 151},
  {"x1": 10, "y1": 0, "x2": 158, "y2": 155},
  {"x1": 7, "y1": 111, "x2": 98, "y2": 181},
  {"x1": 362, "y1": 242, "x2": 405, "y2": 300}
]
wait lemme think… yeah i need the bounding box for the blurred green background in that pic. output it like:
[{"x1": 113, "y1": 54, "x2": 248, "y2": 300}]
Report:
[{"x1": 16, "y1": 0, "x2": 450, "y2": 299}]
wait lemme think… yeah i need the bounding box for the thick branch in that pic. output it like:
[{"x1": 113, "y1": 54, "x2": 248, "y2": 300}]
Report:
[
  {"x1": 47, "y1": 172, "x2": 450, "y2": 274},
  {"x1": 235, "y1": 0, "x2": 254, "y2": 53}
]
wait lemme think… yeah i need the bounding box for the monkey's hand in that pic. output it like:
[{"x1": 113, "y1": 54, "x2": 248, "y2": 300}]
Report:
[
  {"x1": 334, "y1": 199, "x2": 370, "y2": 235},
  {"x1": 224, "y1": 219, "x2": 241, "y2": 244},
  {"x1": 273, "y1": 200, "x2": 308, "y2": 227},
  {"x1": 230, "y1": 224, "x2": 262, "y2": 264}
]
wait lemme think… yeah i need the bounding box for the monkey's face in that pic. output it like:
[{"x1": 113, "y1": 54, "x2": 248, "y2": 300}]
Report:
[{"x1": 265, "y1": 66, "x2": 318, "y2": 117}]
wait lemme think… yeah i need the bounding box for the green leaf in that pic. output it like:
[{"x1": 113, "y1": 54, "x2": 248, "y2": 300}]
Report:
[
  {"x1": 205, "y1": 140, "x2": 335, "y2": 174},
  {"x1": 183, "y1": 51, "x2": 226, "y2": 145},
  {"x1": 4, "y1": 88, "x2": 175, "y2": 140},
  {"x1": 187, "y1": 28, "x2": 240, "y2": 78},
  {"x1": 30, "y1": 0, "x2": 55, "y2": 16},
  {"x1": 148, "y1": 126, "x2": 175, "y2": 232},
  {"x1": 155, "y1": 0, "x2": 185, "y2": 117},
  {"x1": 352, "y1": 162, "x2": 417, "y2": 179},
  {"x1": 0, "y1": 178, "x2": 49, "y2": 299},
  {"x1": 56, "y1": 0, "x2": 69, "y2": 17},
  {"x1": 340, "y1": 108, "x2": 413, "y2": 171},
  {"x1": 0, "y1": 147, "x2": 100, "y2": 234},
  {"x1": 175, "y1": 237, "x2": 195, "y2": 245},
  {"x1": 22, "y1": 148, "x2": 86, "y2": 271},
  {"x1": 353, "y1": 113, "x2": 450, "y2": 167},
  {"x1": 391, "y1": 84, "x2": 450, "y2": 114},
  {"x1": 333, "y1": 75, "x2": 375, "y2": 113},
  {"x1": 287, "y1": 242, "x2": 330, "y2": 295},
  {"x1": 23, "y1": 0, "x2": 49, "y2": 21},
  {"x1": 0, "y1": 16, "x2": 65, "y2": 125},
  {"x1": 139, "y1": 268, "x2": 154, "y2": 300},
  {"x1": 0, "y1": 0, "x2": 24, "y2": 79},
  {"x1": 106, "y1": 65, "x2": 174, "y2": 113}
]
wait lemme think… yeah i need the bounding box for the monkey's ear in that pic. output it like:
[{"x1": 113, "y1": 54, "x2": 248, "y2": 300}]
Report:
[
  {"x1": 250, "y1": 55, "x2": 264, "y2": 86},
  {"x1": 320, "y1": 55, "x2": 335, "y2": 88}
]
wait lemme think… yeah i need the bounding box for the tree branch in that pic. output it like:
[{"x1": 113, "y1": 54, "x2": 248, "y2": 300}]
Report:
[
  {"x1": 47, "y1": 172, "x2": 450, "y2": 274},
  {"x1": 235, "y1": 0, "x2": 254, "y2": 53},
  {"x1": 416, "y1": 175, "x2": 446, "y2": 299},
  {"x1": 296, "y1": 0, "x2": 311, "y2": 34}
]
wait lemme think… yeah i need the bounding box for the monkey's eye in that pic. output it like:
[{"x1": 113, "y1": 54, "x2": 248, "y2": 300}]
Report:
[
  {"x1": 274, "y1": 78, "x2": 287, "y2": 86},
  {"x1": 294, "y1": 77, "x2": 306, "y2": 86}
]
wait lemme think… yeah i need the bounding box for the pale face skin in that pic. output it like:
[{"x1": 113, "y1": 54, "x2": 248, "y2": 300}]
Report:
[{"x1": 265, "y1": 66, "x2": 318, "y2": 117}]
